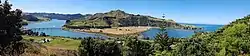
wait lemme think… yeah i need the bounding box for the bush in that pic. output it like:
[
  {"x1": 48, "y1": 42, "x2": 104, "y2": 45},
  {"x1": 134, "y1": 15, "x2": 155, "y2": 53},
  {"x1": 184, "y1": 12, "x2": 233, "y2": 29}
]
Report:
[
  {"x1": 0, "y1": 0, "x2": 25, "y2": 55},
  {"x1": 29, "y1": 39, "x2": 35, "y2": 42},
  {"x1": 122, "y1": 37, "x2": 153, "y2": 56},
  {"x1": 78, "y1": 37, "x2": 122, "y2": 56}
]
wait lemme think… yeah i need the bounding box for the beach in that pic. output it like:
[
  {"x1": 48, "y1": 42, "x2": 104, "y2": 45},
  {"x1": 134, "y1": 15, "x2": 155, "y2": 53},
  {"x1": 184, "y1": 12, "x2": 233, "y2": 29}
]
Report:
[{"x1": 69, "y1": 26, "x2": 153, "y2": 35}]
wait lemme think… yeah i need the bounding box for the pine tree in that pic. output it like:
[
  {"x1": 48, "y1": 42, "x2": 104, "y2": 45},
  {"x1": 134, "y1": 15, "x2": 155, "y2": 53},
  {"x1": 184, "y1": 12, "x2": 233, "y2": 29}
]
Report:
[{"x1": 154, "y1": 23, "x2": 173, "y2": 51}]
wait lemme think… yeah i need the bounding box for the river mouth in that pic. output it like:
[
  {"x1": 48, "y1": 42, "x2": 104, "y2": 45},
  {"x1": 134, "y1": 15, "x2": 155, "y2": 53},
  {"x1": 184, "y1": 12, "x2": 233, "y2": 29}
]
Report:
[{"x1": 25, "y1": 19, "x2": 223, "y2": 38}]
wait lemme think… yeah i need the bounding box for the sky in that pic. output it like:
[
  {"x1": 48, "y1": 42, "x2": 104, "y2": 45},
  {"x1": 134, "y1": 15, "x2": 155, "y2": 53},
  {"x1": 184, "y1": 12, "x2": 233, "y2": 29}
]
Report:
[{"x1": 10, "y1": 0, "x2": 250, "y2": 25}]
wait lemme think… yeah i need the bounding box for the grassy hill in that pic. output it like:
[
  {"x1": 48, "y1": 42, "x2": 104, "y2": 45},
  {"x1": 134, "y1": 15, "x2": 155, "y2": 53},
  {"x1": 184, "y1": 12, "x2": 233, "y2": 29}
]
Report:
[
  {"x1": 22, "y1": 14, "x2": 51, "y2": 22},
  {"x1": 172, "y1": 15, "x2": 250, "y2": 56},
  {"x1": 26, "y1": 13, "x2": 85, "y2": 20},
  {"x1": 22, "y1": 36, "x2": 81, "y2": 50},
  {"x1": 22, "y1": 36, "x2": 81, "y2": 56},
  {"x1": 64, "y1": 10, "x2": 195, "y2": 29}
]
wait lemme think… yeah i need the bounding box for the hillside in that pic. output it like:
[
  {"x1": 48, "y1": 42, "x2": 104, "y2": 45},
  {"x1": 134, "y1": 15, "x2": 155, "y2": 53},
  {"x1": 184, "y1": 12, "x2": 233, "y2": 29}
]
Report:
[
  {"x1": 173, "y1": 15, "x2": 250, "y2": 56},
  {"x1": 23, "y1": 14, "x2": 50, "y2": 21},
  {"x1": 22, "y1": 14, "x2": 40, "y2": 21},
  {"x1": 21, "y1": 36, "x2": 80, "y2": 56},
  {"x1": 26, "y1": 13, "x2": 86, "y2": 20},
  {"x1": 64, "y1": 10, "x2": 194, "y2": 29},
  {"x1": 20, "y1": 14, "x2": 51, "y2": 25}
]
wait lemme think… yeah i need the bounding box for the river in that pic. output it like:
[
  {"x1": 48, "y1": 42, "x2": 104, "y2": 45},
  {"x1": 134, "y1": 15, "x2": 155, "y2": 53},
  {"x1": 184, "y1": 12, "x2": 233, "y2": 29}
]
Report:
[
  {"x1": 25, "y1": 19, "x2": 223, "y2": 38},
  {"x1": 142, "y1": 24, "x2": 223, "y2": 39},
  {"x1": 25, "y1": 19, "x2": 108, "y2": 38}
]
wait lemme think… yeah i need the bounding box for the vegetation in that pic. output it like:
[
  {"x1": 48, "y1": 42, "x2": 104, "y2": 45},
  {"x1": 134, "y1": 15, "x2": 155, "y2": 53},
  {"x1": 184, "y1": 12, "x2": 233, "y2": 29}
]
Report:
[
  {"x1": 2, "y1": 0, "x2": 250, "y2": 56},
  {"x1": 22, "y1": 14, "x2": 51, "y2": 22},
  {"x1": 26, "y1": 13, "x2": 85, "y2": 20},
  {"x1": 23, "y1": 36, "x2": 81, "y2": 50},
  {"x1": 122, "y1": 37, "x2": 153, "y2": 56},
  {"x1": 23, "y1": 30, "x2": 48, "y2": 36},
  {"x1": 0, "y1": 0, "x2": 23, "y2": 44},
  {"x1": 0, "y1": 0, "x2": 26, "y2": 55},
  {"x1": 78, "y1": 15, "x2": 250, "y2": 56},
  {"x1": 22, "y1": 36, "x2": 80, "y2": 56},
  {"x1": 64, "y1": 10, "x2": 198, "y2": 29},
  {"x1": 20, "y1": 13, "x2": 250, "y2": 56},
  {"x1": 36, "y1": 16, "x2": 51, "y2": 21},
  {"x1": 79, "y1": 37, "x2": 121, "y2": 56}
]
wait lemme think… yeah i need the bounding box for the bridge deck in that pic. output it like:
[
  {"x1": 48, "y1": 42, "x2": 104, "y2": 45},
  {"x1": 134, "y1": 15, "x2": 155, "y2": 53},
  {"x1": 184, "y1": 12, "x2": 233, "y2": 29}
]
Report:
[{"x1": 29, "y1": 28, "x2": 61, "y2": 30}]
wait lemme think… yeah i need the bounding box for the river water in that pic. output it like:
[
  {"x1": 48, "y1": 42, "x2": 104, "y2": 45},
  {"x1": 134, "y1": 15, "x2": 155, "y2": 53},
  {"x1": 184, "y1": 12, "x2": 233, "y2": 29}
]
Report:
[
  {"x1": 25, "y1": 19, "x2": 108, "y2": 38},
  {"x1": 142, "y1": 24, "x2": 223, "y2": 39},
  {"x1": 25, "y1": 19, "x2": 223, "y2": 38}
]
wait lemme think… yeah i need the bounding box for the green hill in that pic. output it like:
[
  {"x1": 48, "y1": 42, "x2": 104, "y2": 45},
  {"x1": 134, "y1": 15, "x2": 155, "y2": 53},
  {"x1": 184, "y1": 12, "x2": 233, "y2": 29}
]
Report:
[
  {"x1": 64, "y1": 10, "x2": 197, "y2": 29},
  {"x1": 26, "y1": 13, "x2": 85, "y2": 20},
  {"x1": 172, "y1": 15, "x2": 250, "y2": 56},
  {"x1": 22, "y1": 14, "x2": 51, "y2": 22}
]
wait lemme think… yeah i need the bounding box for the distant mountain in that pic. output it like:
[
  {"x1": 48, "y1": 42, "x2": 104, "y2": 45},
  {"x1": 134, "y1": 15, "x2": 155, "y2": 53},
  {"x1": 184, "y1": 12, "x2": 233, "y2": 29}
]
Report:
[
  {"x1": 22, "y1": 13, "x2": 51, "y2": 21},
  {"x1": 64, "y1": 10, "x2": 195, "y2": 29},
  {"x1": 22, "y1": 14, "x2": 39, "y2": 21},
  {"x1": 26, "y1": 13, "x2": 86, "y2": 20}
]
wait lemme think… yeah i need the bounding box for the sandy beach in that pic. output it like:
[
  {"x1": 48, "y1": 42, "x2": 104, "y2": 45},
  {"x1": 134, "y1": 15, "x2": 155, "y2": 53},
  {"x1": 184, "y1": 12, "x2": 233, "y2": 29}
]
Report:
[{"x1": 70, "y1": 26, "x2": 153, "y2": 35}]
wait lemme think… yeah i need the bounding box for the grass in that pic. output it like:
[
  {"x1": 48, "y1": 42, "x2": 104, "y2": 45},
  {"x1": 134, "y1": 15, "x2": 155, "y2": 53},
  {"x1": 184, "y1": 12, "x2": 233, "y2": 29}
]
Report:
[
  {"x1": 36, "y1": 16, "x2": 51, "y2": 21},
  {"x1": 22, "y1": 35, "x2": 81, "y2": 50},
  {"x1": 68, "y1": 19, "x2": 109, "y2": 26}
]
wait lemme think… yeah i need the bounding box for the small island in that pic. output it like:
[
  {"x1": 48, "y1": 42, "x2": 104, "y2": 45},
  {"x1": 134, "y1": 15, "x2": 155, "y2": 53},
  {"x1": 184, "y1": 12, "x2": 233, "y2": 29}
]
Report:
[{"x1": 63, "y1": 10, "x2": 201, "y2": 37}]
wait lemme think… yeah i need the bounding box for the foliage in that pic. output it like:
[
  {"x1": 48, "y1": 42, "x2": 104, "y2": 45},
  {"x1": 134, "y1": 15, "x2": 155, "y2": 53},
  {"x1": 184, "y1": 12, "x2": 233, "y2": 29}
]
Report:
[
  {"x1": 123, "y1": 37, "x2": 153, "y2": 56},
  {"x1": 79, "y1": 37, "x2": 122, "y2": 56},
  {"x1": 77, "y1": 15, "x2": 250, "y2": 56},
  {"x1": 23, "y1": 30, "x2": 48, "y2": 36},
  {"x1": 168, "y1": 15, "x2": 250, "y2": 56},
  {"x1": 23, "y1": 35, "x2": 81, "y2": 50},
  {"x1": 26, "y1": 13, "x2": 84, "y2": 20},
  {"x1": 65, "y1": 10, "x2": 186, "y2": 29},
  {"x1": 22, "y1": 14, "x2": 39, "y2": 21},
  {"x1": 172, "y1": 38, "x2": 216, "y2": 56},
  {"x1": 0, "y1": 0, "x2": 26, "y2": 55}
]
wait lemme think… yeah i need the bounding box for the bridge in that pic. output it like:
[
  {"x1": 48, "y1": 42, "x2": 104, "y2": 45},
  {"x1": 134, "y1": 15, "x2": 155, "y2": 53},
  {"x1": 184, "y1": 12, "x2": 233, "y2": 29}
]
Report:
[{"x1": 29, "y1": 28, "x2": 61, "y2": 31}]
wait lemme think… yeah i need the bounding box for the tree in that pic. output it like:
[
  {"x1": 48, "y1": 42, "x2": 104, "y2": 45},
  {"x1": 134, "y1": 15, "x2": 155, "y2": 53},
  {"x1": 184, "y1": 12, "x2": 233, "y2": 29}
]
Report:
[
  {"x1": 79, "y1": 37, "x2": 122, "y2": 56},
  {"x1": 39, "y1": 32, "x2": 47, "y2": 36},
  {"x1": 123, "y1": 37, "x2": 153, "y2": 56},
  {"x1": 154, "y1": 25, "x2": 173, "y2": 51},
  {"x1": 0, "y1": 0, "x2": 25, "y2": 55},
  {"x1": 78, "y1": 37, "x2": 95, "y2": 56},
  {"x1": 169, "y1": 15, "x2": 250, "y2": 56},
  {"x1": 172, "y1": 38, "x2": 215, "y2": 56}
]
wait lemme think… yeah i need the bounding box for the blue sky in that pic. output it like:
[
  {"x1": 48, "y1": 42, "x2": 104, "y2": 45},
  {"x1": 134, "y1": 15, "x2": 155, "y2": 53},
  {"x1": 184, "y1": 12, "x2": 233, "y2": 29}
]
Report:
[{"x1": 10, "y1": 0, "x2": 250, "y2": 25}]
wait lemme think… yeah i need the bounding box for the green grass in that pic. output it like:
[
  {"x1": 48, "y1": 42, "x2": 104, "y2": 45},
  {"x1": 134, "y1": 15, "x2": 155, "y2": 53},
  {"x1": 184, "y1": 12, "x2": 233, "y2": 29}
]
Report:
[
  {"x1": 67, "y1": 19, "x2": 110, "y2": 27},
  {"x1": 36, "y1": 16, "x2": 51, "y2": 21},
  {"x1": 23, "y1": 36, "x2": 81, "y2": 50}
]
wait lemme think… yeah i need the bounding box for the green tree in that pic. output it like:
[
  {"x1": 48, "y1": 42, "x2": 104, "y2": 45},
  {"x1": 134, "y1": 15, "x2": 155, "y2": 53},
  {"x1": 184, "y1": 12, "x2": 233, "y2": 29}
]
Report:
[
  {"x1": 154, "y1": 25, "x2": 173, "y2": 51},
  {"x1": 170, "y1": 15, "x2": 250, "y2": 56},
  {"x1": 78, "y1": 37, "x2": 122, "y2": 56},
  {"x1": 0, "y1": 0, "x2": 25, "y2": 55},
  {"x1": 123, "y1": 37, "x2": 153, "y2": 56},
  {"x1": 172, "y1": 38, "x2": 215, "y2": 56}
]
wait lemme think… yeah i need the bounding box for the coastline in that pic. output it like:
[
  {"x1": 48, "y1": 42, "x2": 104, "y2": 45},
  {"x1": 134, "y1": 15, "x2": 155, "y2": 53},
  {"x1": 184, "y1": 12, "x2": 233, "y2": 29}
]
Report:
[
  {"x1": 63, "y1": 26, "x2": 155, "y2": 37},
  {"x1": 62, "y1": 25, "x2": 202, "y2": 38}
]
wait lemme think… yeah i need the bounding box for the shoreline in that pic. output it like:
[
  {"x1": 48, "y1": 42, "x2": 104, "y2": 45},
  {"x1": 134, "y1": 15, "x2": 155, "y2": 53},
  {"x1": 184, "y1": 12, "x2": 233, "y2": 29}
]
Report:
[
  {"x1": 63, "y1": 26, "x2": 155, "y2": 37},
  {"x1": 62, "y1": 26, "x2": 202, "y2": 38}
]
